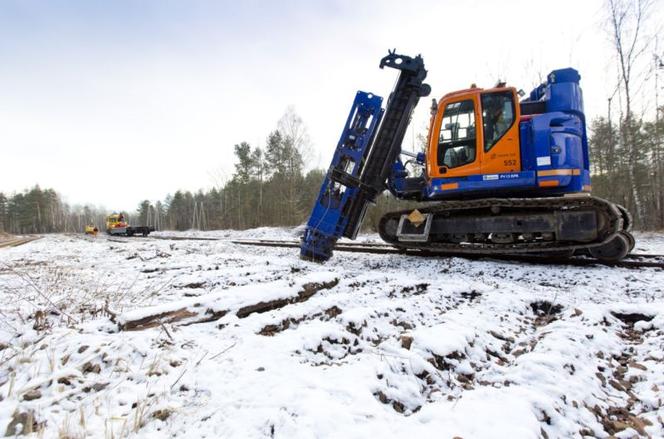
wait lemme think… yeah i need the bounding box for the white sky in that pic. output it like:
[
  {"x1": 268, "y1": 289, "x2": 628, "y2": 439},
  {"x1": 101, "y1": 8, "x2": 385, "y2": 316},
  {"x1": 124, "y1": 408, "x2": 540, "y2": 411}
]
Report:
[{"x1": 1, "y1": 0, "x2": 662, "y2": 211}]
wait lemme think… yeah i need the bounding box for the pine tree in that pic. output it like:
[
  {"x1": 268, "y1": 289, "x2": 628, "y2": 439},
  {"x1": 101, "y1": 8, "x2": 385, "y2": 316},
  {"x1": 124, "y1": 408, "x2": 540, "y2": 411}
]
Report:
[{"x1": 137, "y1": 200, "x2": 151, "y2": 226}]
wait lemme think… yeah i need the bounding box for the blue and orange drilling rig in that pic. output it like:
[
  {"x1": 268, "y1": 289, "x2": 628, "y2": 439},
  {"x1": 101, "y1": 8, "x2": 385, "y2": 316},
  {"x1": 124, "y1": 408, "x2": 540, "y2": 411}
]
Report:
[{"x1": 300, "y1": 51, "x2": 633, "y2": 262}]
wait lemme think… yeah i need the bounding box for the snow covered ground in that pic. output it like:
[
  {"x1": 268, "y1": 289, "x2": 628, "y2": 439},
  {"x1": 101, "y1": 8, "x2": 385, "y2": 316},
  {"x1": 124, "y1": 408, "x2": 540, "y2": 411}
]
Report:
[{"x1": 0, "y1": 229, "x2": 663, "y2": 438}]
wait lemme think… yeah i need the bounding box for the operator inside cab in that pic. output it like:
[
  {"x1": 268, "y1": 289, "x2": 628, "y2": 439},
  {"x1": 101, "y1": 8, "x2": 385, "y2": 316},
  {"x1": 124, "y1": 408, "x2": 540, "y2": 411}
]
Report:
[
  {"x1": 438, "y1": 100, "x2": 476, "y2": 169},
  {"x1": 482, "y1": 92, "x2": 514, "y2": 151}
]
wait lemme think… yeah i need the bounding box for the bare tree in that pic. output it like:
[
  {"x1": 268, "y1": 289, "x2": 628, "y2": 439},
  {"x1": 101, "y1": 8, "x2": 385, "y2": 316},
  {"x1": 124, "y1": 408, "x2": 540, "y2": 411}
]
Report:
[
  {"x1": 606, "y1": 0, "x2": 654, "y2": 225},
  {"x1": 278, "y1": 106, "x2": 312, "y2": 165},
  {"x1": 277, "y1": 107, "x2": 309, "y2": 224}
]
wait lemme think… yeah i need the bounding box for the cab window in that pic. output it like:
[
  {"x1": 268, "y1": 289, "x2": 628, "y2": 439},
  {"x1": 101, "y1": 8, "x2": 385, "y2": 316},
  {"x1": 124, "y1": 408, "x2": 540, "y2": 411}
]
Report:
[
  {"x1": 438, "y1": 99, "x2": 476, "y2": 168},
  {"x1": 481, "y1": 91, "x2": 515, "y2": 151}
]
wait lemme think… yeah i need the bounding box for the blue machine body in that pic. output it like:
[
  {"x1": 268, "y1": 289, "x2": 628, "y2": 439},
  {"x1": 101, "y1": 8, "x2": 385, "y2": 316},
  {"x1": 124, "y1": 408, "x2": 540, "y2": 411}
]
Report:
[{"x1": 389, "y1": 67, "x2": 591, "y2": 200}]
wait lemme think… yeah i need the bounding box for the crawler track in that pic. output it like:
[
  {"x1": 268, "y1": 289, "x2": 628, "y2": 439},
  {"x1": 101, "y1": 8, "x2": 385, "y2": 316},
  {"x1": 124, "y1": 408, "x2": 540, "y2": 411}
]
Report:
[
  {"x1": 232, "y1": 239, "x2": 664, "y2": 269},
  {"x1": 378, "y1": 196, "x2": 629, "y2": 259}
]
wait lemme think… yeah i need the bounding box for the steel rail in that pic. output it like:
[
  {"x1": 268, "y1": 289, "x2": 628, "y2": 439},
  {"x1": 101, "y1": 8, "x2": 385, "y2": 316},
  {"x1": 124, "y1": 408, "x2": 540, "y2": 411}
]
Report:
[{"x1": 231, "y1": 239, "x2": 664, "y2": 270}]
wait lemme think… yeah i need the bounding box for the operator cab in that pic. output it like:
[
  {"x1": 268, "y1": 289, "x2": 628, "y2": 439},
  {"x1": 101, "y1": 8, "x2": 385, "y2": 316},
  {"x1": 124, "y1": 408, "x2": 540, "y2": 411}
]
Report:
[{"x1": 427, "y1": 86, "x2": 521, "y2": 180}]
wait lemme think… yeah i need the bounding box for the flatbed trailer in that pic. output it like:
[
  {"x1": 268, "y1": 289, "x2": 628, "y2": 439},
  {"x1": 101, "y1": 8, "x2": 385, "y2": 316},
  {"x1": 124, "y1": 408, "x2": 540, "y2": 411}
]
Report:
[{"x1": 107, "y1": 225, "x2": 155, "y2": 237}]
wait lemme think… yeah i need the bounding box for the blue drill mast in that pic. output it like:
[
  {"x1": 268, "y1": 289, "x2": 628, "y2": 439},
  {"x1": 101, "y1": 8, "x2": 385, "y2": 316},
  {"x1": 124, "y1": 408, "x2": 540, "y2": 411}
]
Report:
[{"x1": 300, "y1": 51, "x2": 430, "y2": 261}]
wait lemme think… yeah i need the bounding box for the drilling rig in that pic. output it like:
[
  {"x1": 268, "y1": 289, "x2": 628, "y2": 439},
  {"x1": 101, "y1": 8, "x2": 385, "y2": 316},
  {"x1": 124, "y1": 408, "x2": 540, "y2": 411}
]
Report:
[{"x1": 300, "y1": 51, "x2": 633, "y2": 263}]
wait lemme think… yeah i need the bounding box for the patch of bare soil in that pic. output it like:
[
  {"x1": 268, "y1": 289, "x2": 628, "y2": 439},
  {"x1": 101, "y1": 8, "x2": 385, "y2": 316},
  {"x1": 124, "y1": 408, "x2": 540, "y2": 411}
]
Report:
[{"x1": 120, "y1": 279, "x2": 340, "y2": 331}]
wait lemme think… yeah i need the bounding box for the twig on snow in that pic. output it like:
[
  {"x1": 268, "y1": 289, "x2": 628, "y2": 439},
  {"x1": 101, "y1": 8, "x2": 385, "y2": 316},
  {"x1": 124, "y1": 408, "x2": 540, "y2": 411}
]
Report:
[
  {"x1": 210, "y1": 341, "x2": 237, "y2": 360},
  {"x1": 160, "y1": 322, "x2": 174, "y2": 341},
  {"x1": 195, "y1": 351, "x2": 208, "y2": 367}
]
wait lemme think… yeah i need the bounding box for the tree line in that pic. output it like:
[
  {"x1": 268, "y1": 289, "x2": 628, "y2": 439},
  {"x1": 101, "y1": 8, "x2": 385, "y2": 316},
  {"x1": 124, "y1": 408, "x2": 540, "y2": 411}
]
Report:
[
  {"x1": 589, "y1": 111, "x2": 663, "y2": 229},
  {"x1": 2, "y1": 111, "x2": 663, "y2": 235},
  {"x1": 0, "y1": 109, "x2": 324, "y2": 235},
  {"x1": 134, "y1": 108, "x2": 326, "y2": 231},
  {"x1": 0, "y1": 186, "x2": 108, "y2": 234}
]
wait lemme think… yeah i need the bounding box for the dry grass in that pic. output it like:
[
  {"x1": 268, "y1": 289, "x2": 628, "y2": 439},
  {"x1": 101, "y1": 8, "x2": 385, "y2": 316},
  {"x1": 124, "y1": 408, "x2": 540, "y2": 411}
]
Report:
[
  {"x1": 0, "y1": 257, "x2": 182, "y2": 438},
  {"x1": 0, "y1": 261, "x2": 174, "y2": 338}
]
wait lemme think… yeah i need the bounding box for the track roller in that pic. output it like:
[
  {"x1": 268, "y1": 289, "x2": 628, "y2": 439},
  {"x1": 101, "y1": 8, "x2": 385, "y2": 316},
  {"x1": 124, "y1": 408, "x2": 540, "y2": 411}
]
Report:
[{"x1": 588, "y1": 233, "x2": 630, "y2": 262}]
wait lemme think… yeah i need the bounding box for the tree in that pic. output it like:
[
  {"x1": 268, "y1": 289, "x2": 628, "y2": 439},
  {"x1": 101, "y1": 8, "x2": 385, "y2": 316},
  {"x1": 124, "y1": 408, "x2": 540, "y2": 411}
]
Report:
[
  {"x1": 153, "y1": 200, "x2": 165, "y2": 230},
  {"x1": 137, "y1": 200, "x2": 152, "y2": 226},
  {"x1": 0, "y1": 193, "x2": 7, "y2": 232},
  {"x1": 265, "y1": 130, "x2": 286, "y2": 176},
  {"x1": 233, "y1": 142, "x2": 255, "y2": 184},
  {"x1": 251, "y1": 147, "x2": 266, "y2": 225},
  {"x1": 167, "y1": 191, "x2": 190, "y2": 231},
  {"x1": 605, "y1": 0, "x2": 655, "y2": 225},
  {"x1": 278, "y1": 106, "x2": 312, "y2": 166},
  {"x1": 643, "y1": 112, "x2": 664, "y2": 225},
  {"x1": 261, "y1": 108, "x2": 311, "y2": 225},
  {"x1": 589, "y1": 117, "x2": 619, "y2": 176}
]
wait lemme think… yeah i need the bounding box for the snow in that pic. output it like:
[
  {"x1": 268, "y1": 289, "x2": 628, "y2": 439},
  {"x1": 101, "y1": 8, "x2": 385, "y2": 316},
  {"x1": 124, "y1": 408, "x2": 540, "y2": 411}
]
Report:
[{"x1": 0, "y1": 229, "x2": 663, "y2": 438}]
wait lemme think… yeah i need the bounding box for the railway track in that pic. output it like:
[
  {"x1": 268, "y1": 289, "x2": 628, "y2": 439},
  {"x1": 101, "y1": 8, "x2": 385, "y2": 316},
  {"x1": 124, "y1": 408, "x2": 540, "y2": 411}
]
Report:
[
  {"x1": 150, "y1": 235, "x2": 220, "y2": 241},
  {"x1": 232, "y1": 239, "x2": 664, "y2": 269},
  {"x1": 93, "y1": 233, "x2": 664, "y2": 269}
]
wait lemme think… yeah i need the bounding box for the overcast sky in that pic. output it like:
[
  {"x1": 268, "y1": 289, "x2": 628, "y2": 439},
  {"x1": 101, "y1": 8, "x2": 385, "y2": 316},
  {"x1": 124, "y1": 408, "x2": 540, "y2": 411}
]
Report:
[{"x1": 1, "y1": 0, "x2": 662, "y2": 211}]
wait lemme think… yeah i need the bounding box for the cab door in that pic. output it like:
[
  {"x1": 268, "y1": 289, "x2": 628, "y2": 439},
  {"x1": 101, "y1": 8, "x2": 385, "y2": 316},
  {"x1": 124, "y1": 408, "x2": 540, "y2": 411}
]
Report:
[
  {"x1": 479, "y1": 89, "x2": 521, "y2": 174},
  {"x1": 427, "y1": 93, "x2": 482, "y2": 179}
]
